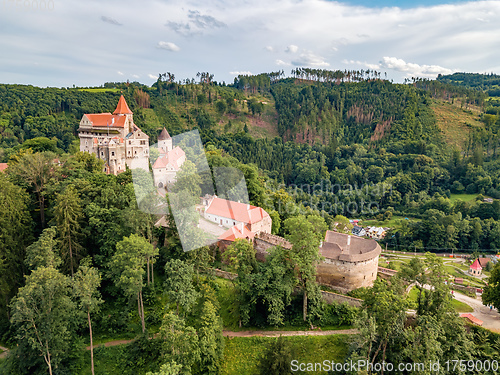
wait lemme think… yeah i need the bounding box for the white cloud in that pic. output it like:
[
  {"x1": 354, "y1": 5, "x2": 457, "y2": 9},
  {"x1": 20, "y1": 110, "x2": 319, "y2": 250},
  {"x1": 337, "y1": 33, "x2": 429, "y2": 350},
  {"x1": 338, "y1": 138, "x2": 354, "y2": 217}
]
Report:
[
  {"x1": 157, "y1": 41, "x2": 180, "y2": 52},
  {"x1": 2, "y1": 0, "x2": 500, "y2": 86},
  {"x1": 343, "y1": 59, "x2": 380, "y2": 70},
  {"x1": 292, "y1": 52, "x2": 329, "y2": 67},
  {"x1": 265, "y1": 46, "x2": 274, "y2": 52},
  {"x1": 132, "y1": 74, "x2": 140, "y2": 79},
  {"x1": 229, "y1": 71, "x2": 252, "y2": 76},
  {"x1": 285, "y1": 44, "x2": 299, "y2": 53},
  {"x1": 276, "y1": 59, "x2": 290, "y2": 66},
  {"x1": 166, "y1": 10, "x2": 226, "y2": 37},
  {"x1": 380, "y1": 56, "x2": 455, "y2": 78},
  {"x1": 117, "y1": 71, "x2": 124, "y2": 76},
  {"x1": 148, "y1": 74, "x2": 157, "y2": 80}
]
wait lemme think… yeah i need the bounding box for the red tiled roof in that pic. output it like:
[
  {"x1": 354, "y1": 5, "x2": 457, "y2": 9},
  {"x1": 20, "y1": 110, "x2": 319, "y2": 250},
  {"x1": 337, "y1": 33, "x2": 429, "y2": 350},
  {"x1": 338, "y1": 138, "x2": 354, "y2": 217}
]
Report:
[
  {"x1": 478, "y1": 258, "x2": 490, "y2": 267},
  {"x1": 206, "y1": 197, "x2": 270, "y2": 224},
  {"x1": 459, "y1": 313, "x2": 483, "y2": 326},
  {"x1": 85, "y1": 114, "x2": 127, "y2": 128},
  {"x1": 113, "y1": 95, "x2": 132, "y2": 115},
  {"x1": 470, "y1": 259, "x2": 482, "y2": 270},
  {"x1": 218, "y1": 224, "x2": 255, "y2": 242},
  {"x1": 0, "y1": 163, "x2": 8, "y2": 172},
  {"x1": 152, "y1": 146, "x2": 185, "y2": 169}
]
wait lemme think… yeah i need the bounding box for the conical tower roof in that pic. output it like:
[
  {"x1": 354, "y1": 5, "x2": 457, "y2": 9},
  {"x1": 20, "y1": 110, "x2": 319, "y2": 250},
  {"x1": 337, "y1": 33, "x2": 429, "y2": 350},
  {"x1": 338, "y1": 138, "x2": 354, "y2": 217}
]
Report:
[
  {"x1": 113, "y1": 95, "x2": 132, "y2": 115},
  {"x1": 158, "y1": 127, "x2": 171, "y2": 140}
]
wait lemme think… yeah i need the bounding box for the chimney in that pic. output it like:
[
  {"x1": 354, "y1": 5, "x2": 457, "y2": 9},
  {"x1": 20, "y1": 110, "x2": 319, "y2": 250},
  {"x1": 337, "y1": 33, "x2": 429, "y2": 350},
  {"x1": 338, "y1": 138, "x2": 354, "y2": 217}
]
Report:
[
  {"x1": 247, "y1": 204, "x2": 250, "y2": 210},
  {"x1": 347, "y1": 235, "x2": 351, "y2": 246},
  {"x1": 240, "y1": 222, "x2": 244, "y2": 232}
]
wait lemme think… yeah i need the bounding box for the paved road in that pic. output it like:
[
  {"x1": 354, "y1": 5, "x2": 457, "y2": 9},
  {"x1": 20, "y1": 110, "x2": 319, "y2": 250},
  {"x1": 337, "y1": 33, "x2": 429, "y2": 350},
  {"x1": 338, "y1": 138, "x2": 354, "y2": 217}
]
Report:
[{"x1": 453, "y1": 292, "x2": 500, "y2": 333}]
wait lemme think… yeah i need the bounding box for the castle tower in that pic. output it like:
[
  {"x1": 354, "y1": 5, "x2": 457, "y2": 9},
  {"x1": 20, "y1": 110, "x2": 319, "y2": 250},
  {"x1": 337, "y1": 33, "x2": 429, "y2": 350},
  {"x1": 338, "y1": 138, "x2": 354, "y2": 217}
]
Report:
[
  {"x1": 158, "y1": 127, "x2": 172, "y2": 154},
  {"x1": 113, "y1": 95, "x2": 134, "y2": 133}
]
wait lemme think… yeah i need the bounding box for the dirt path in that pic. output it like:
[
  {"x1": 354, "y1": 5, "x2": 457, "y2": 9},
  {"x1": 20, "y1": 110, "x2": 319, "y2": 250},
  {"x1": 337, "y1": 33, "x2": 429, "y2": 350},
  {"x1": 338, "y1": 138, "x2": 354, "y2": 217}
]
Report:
[
  {"x1": 0, "y1": 345, "x2": 9, "y2": 359},
  {"x1": 453, "y1": 292, "x2": 500, "y2": 333},
  {"x1": 85, "y1": 329, "x2": 358, "y2": 350},
  {"x1": 222, "y1": 329, "x2": 358, "y2": 337},
  {"x1": 86, "y1": 339, "x2": 135, "y2": 350}
]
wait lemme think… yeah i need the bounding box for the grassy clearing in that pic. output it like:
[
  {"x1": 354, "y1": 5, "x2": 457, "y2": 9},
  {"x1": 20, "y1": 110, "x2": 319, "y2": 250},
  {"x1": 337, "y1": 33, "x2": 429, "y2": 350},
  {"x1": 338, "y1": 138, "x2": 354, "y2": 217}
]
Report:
[
  {"x1": 451, "y1": 298, "x2": 474, "y2": 313},
  {"x1": 78, "y1": 88, "x2": 121, "y2": 93},
  {"x1": 431, "y1": 99, "x2": 484, "y2": 151},
  {"x1": 221, "y1": 335, "x2": 349, "y2": 375},
  {"x1": 449, "y1": 194, "x2": 479, "y2": 203}
]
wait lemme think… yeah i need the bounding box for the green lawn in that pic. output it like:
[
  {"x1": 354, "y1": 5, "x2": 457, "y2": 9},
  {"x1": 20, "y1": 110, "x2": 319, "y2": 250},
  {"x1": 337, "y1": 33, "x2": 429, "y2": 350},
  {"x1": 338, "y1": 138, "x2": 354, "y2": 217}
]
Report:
[
  {"x1": 78, "y1": 88, "x2": 121, "y2": 93},
  {"x1": 362, "y1": 215, "x2": 419, "y2": 229},
  {"x1": 221, "y1": 335, "x2": 349, "y2": 375},
  {"x1": 451, "y1": 298, "x2": 474, "y2": 313},
  {"x1": 449, "y1": 194, "x2": 479, "y2": 203}
]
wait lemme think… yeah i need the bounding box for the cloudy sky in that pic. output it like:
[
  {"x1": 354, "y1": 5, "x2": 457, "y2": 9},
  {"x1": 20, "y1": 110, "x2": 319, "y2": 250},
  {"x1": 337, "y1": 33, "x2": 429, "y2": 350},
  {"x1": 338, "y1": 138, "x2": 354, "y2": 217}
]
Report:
[{"x1": 1, "y1": 0, "x2": 499, "y2": 87}]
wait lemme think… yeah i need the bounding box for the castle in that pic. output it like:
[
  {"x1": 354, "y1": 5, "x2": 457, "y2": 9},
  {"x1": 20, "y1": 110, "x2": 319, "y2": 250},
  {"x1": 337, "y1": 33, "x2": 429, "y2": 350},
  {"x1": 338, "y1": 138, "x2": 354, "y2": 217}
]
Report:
[
  {"x1": 78, "y1": 95, "x2": 149, "y2": 174},
  {"x1": 252, "y1": 230, "x2": 380, "y2": 293},
  {"x1": 152, "y1": 128, "x2": 186, "y2": 188},
  {"x1": 316, "y1": 230, "x2": 381, "y2": 292}
]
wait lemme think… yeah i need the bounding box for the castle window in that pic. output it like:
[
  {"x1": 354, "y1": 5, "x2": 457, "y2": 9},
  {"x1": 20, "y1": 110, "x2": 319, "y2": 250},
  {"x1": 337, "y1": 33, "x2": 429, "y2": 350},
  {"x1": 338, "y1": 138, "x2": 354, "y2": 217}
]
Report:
[
  {"x1": 129, "y1": 141, "x2": 131, "y2": 145},
  {"x1": 101, "y1": 151, "x2": 104, "y2": 156},
  {"x1": 111, "y1": 152, "x2": 115, "y2": 156}
]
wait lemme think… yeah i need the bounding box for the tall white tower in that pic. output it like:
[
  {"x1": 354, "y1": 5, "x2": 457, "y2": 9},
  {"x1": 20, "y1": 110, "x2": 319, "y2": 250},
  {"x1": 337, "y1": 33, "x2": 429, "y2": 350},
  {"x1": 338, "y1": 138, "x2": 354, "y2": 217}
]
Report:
[{"x1": 158, "y1": 128, "x2": 172, "y2": 154}]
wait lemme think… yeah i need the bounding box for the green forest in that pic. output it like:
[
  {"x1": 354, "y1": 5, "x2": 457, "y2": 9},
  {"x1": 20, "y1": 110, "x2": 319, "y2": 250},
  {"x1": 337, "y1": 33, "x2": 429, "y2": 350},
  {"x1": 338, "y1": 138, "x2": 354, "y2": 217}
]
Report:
[{"x1": 1, "y1": 72, "x2": 500, "y2": 374}]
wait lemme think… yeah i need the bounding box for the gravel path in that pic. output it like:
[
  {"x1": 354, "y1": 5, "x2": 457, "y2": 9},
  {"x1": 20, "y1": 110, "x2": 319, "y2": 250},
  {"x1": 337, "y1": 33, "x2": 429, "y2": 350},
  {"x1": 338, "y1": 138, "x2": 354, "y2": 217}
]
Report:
[{"x1": 453, "y1": 292, "x2": 500, "y2": 333}]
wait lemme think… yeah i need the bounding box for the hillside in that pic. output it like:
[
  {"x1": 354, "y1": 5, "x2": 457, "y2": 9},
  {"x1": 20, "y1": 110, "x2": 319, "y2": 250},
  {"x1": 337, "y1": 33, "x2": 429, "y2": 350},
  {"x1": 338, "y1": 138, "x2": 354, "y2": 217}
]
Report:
[{"x1": 431, "y1": 99, "x2": 484, "y2": 151}]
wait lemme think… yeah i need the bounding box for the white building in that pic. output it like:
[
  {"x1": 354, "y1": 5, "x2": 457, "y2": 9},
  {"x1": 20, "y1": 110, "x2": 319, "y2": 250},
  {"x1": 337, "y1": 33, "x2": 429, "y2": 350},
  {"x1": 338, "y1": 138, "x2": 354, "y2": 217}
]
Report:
[
  {"x1": 152, "y1": 128, "x2": 186, "y2": 188},
  {"x1": 201, "y1": 195, "x2": 272, "y2": 237}
]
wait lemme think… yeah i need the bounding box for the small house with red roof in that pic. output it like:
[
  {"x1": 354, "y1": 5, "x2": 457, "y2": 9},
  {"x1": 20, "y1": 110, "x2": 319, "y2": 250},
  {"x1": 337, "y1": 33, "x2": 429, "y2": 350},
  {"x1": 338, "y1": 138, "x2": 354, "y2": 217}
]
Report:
[
  {"x1": 469, "y1": 259, "x2": 482, "y2": 276},
  {"x1": 78, "y1": 95, "x2": 149, "y2": 174},
  {"x1": 152, "y1": 128, "x2": 186, "y2": 188},
  {"x1": 0, "y1": 163, "x2": 8, "y2": 173},
  {"x1": 200, "y1": 195, "x2": 272, "y2": 248}
]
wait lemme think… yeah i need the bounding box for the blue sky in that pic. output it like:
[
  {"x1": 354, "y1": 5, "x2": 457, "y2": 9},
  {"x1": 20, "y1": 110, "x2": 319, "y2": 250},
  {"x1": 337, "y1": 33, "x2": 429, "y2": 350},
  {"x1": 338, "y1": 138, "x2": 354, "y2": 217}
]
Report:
[{"x1": 1, "y1": 0, "x2": 499, "y2": 87}]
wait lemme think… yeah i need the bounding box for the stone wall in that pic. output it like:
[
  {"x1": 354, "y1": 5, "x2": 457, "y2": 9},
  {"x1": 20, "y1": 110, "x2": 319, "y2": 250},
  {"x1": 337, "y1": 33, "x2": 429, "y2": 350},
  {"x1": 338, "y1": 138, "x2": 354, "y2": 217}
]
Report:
[
  {"x1": 320, "y1": 290, "x2": 363, "y2": 307},
  {"x1": 254, "y1": 232, "x2": 292, "y2": 261},
  {"x1": 211, "y1": 268, "x2": 362, "y2": 306},
  {"x1": 212, "y1": 268, "x2": 237, "y2": 280},
  {"x1": 316, "y1": 255, "x2": 379, "y2": 292}
]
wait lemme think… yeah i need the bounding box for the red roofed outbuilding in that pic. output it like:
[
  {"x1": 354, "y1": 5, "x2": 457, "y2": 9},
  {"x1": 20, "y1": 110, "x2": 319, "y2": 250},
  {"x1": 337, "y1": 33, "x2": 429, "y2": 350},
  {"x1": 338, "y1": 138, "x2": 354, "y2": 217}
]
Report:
[
  {"x1": 203, "y1": 196, "x2": 272, "y2": 235},
  {"x1": 469, "y1": 259, "x2": 482, "y2": 276}
]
